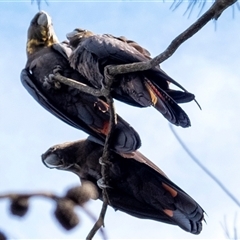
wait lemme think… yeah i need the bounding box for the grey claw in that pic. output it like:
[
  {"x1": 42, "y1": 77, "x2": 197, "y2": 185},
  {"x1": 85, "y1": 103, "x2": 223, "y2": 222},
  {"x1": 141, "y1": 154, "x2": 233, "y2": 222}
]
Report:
[
  {"x1": 42, "y1": 65, "x2": 63, "y2": 90},
  {"x1": 97, "y1": 178, "x2": 111, "y2": 189},
  {"x1": 42, "y1": 76, "x2": 52, "y2": 90},
  {"x1": 53, "y1": 65, "x2": 63, "y2": 75},
  {"x1": 99, "y1": 157, "x2": 107, "y2": 166},
  {"x1": 48, "y1": 73, "x2": 55, "y2": 80},
  {"x1": 99, "y1": 157, "x2": 112, "y2": 166},
  {"x1": 43, "y1": 73, "x2": 61, "y2": 89}
]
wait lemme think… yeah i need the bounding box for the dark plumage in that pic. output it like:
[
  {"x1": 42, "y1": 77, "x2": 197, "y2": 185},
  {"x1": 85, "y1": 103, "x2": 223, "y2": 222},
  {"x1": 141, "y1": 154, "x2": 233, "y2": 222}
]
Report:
[
  {"x1": 42, "y1": 138, "x2": 204, "y2": 234},
  {"x1": 67, "y1": 29, "x2": 196, "y2": 128},
  {"x1": 20, "y1": 11, "x2": 141, "y2": 153}
]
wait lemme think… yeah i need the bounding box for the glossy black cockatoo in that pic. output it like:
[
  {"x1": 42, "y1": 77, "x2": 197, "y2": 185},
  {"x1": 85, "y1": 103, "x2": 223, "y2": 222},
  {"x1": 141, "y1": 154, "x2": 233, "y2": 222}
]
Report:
[
  {"x1": 20, "y1": 11, "x2": 141, "y2": 153},
  {"x1": 67, "y1": 29, "x2": 196, "y2": 128},
  {"x1": 42, "y1": 138, "x2": 204, "y2": 234}
]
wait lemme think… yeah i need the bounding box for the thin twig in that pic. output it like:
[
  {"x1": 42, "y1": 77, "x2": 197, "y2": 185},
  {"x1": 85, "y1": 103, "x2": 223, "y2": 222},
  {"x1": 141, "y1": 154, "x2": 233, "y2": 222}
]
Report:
[
  {"x1": 0, "y1": 192, "x2": 59, "y2": 201},
  {"x1": 0, "y1": 191, "x2": 107, "y2": 240},
  {"x1": 169, "y1": 124, "x2": 240, "y2": 208},
  {"x1": 86, "y1": 70, "x2": 117, "y2": 240},
  {"x1": 82, "y1": 207, "x2": 108, "y2": 240},
  {"x1": 31, "y1": 0, "x2": 48, "y2": 10},
  {"x1": 86, "y1": 201, "x2": 108, "y2": 240},
  {"x1": 221, "y1": 213, "x2": 239, "y2": 240},
  {"x1": 221, "y1": 215, "x2": 230, "y2": 239},
  {"x1": 233, "y1": 212, "x2": 238, "y2": 240}
]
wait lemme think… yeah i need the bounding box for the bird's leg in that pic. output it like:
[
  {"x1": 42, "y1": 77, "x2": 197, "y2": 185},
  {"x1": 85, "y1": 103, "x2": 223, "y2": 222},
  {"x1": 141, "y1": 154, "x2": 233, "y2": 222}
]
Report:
[{"x1": 43, "y1": 65, "x2": 62, "y2": 90}]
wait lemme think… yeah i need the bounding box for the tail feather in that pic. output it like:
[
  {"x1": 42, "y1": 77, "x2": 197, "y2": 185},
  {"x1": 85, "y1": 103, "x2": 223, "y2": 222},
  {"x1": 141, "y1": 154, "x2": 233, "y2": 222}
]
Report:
[
  {"x1": 161, "y1": 182, "x2": 204, "y2": 234},
  {"x1": 128, "y1": 150, "x2": 204, "y2": 234},
  {"x1": 167, "y1": 208, "x2": 203, "y2": 234},
  {"x1": 88, "y1": 114, "x2": 141, "y2": 153},
  {"x1": 112, "y1": 118, "x2": 142, "y2": 153},
  {"x1": 144, "y1": 80, "x2": 191, "y2": 128}
]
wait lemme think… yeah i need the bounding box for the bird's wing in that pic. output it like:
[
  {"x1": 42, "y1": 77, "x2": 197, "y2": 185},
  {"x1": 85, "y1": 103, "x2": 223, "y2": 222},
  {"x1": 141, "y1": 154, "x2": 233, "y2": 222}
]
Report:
[
  {"x1": 111, "y1": 150, "x2": 204, "y2": 234},
  {"x1": 144, "y1": 80, "x2": 192, "y2": 127},
  {"x1": 20, "y1": 68, "x2": 84, "y2": 130},
  {"x1": 81, "y1": 35, "x2": 195, "y2": 96},
  {"x1": 20, "y1": 68, "x2": 106, "y2": 141},
  {"x1": 82, "y1": 34, "x2": 149, "y2": 63},
  {"x1": 103, "y1": 34, "x2": 151, "y2": 59},
  {"x1": 21, "y1": 67, "x2": 141, "y2": 153}
]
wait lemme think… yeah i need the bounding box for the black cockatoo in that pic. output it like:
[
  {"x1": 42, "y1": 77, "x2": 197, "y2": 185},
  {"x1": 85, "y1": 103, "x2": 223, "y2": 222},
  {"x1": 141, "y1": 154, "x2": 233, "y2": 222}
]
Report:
[
  {"x1": 42, "y1": 138, "x2": 204, "y2": 234},
  {"x1": 67, "y1": 29, "x2": 196, "y2": 128},
  {"x1": 20, "y1": 11, "x2": 141, "y2": 153}
]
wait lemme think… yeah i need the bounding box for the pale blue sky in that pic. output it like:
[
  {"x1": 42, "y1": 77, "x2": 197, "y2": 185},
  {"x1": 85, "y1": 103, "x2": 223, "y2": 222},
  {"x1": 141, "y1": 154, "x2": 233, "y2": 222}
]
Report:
[{"x1": 0, "y1": 1, "x2": 240, "y2": 239}]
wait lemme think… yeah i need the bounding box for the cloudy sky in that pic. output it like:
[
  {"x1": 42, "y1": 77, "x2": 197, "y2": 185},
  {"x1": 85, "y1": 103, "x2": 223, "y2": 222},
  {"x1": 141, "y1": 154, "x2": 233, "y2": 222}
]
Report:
[{"x1": 0, "y1": 1, "x2": 240, "y2": 239}]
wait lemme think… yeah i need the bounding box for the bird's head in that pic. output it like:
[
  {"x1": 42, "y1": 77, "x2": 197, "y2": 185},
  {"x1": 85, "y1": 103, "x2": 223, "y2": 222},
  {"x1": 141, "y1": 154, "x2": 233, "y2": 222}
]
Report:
[
  {"x1": 41, "y1": 139, "x2": 94, "y2": 178},
  {"x1": 42, "y1": 140, "x2": 101, "y2": 200},
  {"x1": 42, "y1": 141, "x2": 80, "y2": 171},
  {"x1": 26, "y1": 11, "x2": 59, "y2": 56},
  {"x1": 66, "y1": 28, "x2": 94, "y2": 49},
  {"x1": 42, "y1": 142, "x2": 100, "y2": 201}
]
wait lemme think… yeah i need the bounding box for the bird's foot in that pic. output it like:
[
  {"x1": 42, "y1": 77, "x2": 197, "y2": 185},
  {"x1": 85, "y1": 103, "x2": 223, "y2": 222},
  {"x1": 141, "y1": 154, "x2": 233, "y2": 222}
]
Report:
[{"x1": 43, "y1": 65, "x2": 63, "y2": 90}]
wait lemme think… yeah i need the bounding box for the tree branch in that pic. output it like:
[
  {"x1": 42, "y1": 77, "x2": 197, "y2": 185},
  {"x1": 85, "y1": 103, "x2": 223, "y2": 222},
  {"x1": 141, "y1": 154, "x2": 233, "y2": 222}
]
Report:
[
  {"x1": 53, "y1": 73, "x2": 103, "y2": 97},
  {"x1": 106, "y1": 0, "x2": 237, "y2": 76},
  {"x1": 53, "y1": 0, "x2": 236, "y2": 96}
]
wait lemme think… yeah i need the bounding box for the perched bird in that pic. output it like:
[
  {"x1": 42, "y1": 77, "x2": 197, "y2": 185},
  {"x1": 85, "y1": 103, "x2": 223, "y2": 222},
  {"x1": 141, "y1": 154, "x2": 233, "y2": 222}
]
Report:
[
  {"x1": 67, "y1": 29, "x2": 196, "y2": 128},
  {"x1": 42, "y1": 138, "x2": 204, "y2": 234},
  {"x1": 20, "y1": 11, "x2": 141, "y2": 153}
]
